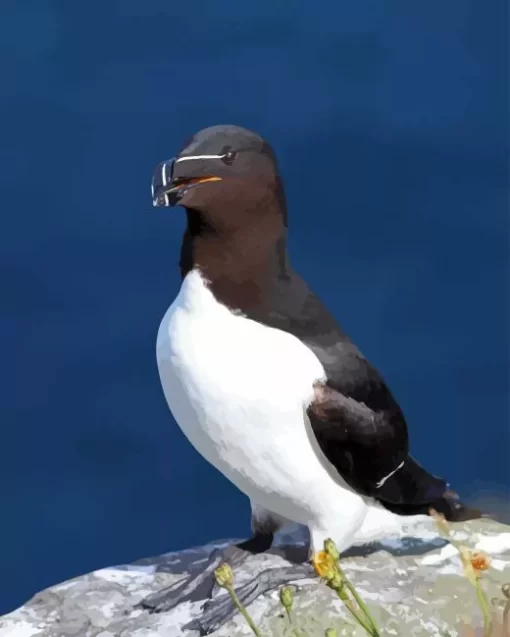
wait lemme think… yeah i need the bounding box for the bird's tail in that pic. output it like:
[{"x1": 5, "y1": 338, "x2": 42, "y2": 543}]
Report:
[{"x1": 376, "y1": 455, "x2": 484, "y2": 522}]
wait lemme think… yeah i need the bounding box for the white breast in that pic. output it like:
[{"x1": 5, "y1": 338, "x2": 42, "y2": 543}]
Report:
[{"x1": 156, "y1": 270, "x2": 392, "y2": 552}]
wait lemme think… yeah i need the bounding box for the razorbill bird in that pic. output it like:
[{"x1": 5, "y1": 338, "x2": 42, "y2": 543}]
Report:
[{"x1": 142, "y1": 124, "x2": 482, "y2": 633}]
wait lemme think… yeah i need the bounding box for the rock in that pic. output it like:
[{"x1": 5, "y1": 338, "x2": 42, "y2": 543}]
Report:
[{"x1": 2, "y1": 518, "x2": 510, "y2": 636}]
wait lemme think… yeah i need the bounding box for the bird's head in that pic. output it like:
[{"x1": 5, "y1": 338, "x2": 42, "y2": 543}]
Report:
[{"x1": 151, "y1": 125, "x2": 286, "y2": 232}]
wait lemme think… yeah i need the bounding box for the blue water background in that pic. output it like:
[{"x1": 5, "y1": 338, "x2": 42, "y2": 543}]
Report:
[{"x1": 1, "y1": 0, "x2": 508, "y2": 614}]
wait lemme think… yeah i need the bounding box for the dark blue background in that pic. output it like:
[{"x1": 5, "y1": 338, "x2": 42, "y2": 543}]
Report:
[{"x1": 1, "y1": 0, "x2": 508, "y2": 615}]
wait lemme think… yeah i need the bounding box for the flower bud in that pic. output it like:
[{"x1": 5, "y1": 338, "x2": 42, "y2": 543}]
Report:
[
  {"x1": 469, "y1": 551, "x2": 491, "y2": 573},
  {"x1": 324, "y1": 538, "x2": 340, "y2": 562},
  {"x1": 214, "y1": 563, "x2": 234, "y2": 588},
  {"x1": 279, "y1": 586, "x2": 293, "y2": 611}
]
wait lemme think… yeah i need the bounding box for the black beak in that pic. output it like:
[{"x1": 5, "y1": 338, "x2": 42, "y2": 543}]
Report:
[
  {"x1": 151, "y1": 158, "x2": 222, "y2": 207},
  {"x1": 151, "y1": 159, "x2": 177, "y2": 207}
]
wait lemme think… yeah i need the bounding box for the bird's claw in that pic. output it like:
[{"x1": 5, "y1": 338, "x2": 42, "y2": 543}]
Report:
[
  {"x1": 139, "y1": 572, "x2": 208, "y2": 613},
  {"x1": 187, "y1": 563, "x2": 316, "y2": 634},
  {"x1": 140, "y1": 548, "x2": 314, "y2": 634},
  {"x1": 138, "y1": 546, "x2": 245, "y2": 615}
]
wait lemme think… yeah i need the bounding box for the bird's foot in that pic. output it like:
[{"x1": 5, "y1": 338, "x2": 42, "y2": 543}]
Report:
[
  {"x1": 138, "y1": 544, "x2": 256, "y2": 614},
  {"x1": 184, "y1": 562, "x2": 316, "y2": 635}
]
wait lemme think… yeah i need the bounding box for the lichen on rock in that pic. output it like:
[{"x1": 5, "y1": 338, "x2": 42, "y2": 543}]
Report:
[{"x1": 1, "y1": 519, "x2": 509, "y2": 636}]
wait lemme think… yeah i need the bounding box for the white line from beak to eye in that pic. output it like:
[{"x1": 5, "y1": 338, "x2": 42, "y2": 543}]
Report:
[
  {"x1": 174, "y1": 153, "x2": 226, "y2": 163},
  {"x1": 161, "y1": 163, "x2": 167, "y2": 187}
]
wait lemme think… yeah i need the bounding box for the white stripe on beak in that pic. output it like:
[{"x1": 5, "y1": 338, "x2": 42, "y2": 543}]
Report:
[
  {"x1": 161, "y1": 163, "x2": 167, "y2": 187},
  {"x1": 175, "y1": 153, "x2": 226, "y2": 163}
]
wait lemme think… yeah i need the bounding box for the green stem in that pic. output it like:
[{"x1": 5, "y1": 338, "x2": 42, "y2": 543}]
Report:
[
  {"x1": 225, "y1": 584, "x2": 262, "y2": 637},
  {"x1": 474, "y1": 580, "x2": 492, "y2": 637},
  {"x1": 338, "y1": 594, "x2": 376, "y2": 635},
  {"x1": 503, "y1": 598, "x2": 510, "y2": 633},
  {"x1": 344, "y1": 580, "x2": 379, "y2": 635},
  {"x1": 285, "y1": 607, "x2": 301, "y2": 637},
  {"x1": 335, "y1": 567, "x2": 380, "y2": 636}
]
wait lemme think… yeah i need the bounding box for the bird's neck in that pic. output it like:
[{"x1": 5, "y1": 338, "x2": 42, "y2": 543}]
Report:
[{"x1": 179, "y1": 208, "x2": 290, "y2": 312}]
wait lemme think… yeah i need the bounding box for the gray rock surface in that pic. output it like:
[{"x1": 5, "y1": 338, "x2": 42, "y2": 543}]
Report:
[{"x1": 2, "y1": 518, "x2": 510, "y2": 637}]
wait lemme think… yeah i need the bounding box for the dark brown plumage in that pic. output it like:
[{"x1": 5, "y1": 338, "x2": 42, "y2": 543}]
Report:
[{"x1": 152, "y1": 123, "x2": 482, "y2": 522}]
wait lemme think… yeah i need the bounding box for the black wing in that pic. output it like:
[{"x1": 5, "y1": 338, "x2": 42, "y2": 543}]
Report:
[
  {"x1": 247, "y1": 273, "x2": 451, "y2": 509},
  {"x1": 307, "y1": 353, "x2": 448, "y2": 506}
]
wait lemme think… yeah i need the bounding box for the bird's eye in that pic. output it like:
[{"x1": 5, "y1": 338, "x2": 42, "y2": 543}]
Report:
[{"x1": 221, "y1": 149, "x2": 237, "y2": 165}]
